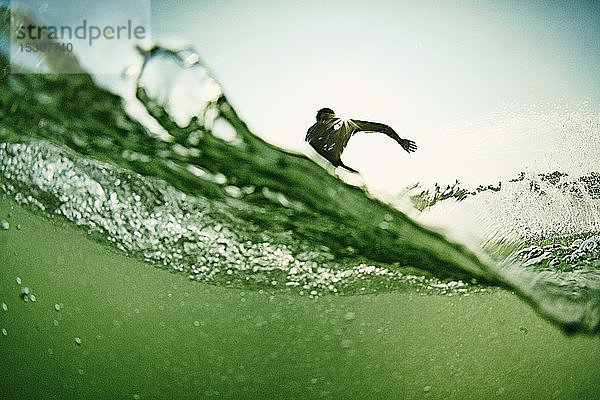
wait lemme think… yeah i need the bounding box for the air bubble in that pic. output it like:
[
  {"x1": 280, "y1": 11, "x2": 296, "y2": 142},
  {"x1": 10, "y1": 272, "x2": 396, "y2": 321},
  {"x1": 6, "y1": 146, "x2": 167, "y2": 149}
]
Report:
[{"x1": 20, "y1": 287, "x2": 30, "y2": 300}]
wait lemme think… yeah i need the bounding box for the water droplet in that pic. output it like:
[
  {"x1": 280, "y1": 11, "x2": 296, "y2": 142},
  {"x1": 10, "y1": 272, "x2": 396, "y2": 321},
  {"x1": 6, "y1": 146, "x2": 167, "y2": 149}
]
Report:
[
  {"x1": 53, "y1": 320, "x2": 59, "y2": 326},
  {"x1": 29, "y1": 294, "x2": 36, "y2": 302},
  {"x1": 74, "y1": 337, "x2": 82, "y2": 345},
  {"x1": 424, "y1": 385, "x2": 432, "y2": 392},
  {"x1": 15, "y1": 277, "x2": 21, "y2": 285},
  {"x1": 519, "y1": 326, "x2": 528, "y2": 334},
  {"x1": 54, "y1": 304, "x2": 61, "y2": 311},
  {"x1": 1, "y1": 303, "x2": 7, "y2": 311},
  {"x1": 193, "y1": 321, "x2": 200, "y2": 327},
  {"x1": 224, "y1": 185, "x2": 242, "y2": 198},
  {"x1": 20, "y1": 287, "x2": 30, "y2": 300},
  {"x1": 1, "y1": 328, "x2": 7, "y2": 336},
  {"x1": 0, "y1": 220, "x2": 9, "y2": 230}
]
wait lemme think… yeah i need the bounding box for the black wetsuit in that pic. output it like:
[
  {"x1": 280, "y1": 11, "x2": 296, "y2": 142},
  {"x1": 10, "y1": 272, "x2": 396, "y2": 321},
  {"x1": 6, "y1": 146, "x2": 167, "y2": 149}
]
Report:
[{"x1": 306, "y1": 113, "x2": 417, "y2": 172}]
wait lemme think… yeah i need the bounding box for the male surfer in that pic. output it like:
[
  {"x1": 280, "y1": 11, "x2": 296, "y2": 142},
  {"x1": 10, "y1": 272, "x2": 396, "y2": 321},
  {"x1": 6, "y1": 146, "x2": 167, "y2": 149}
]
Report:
[{"x1": 305, "y1": 108, "x2": 417, "y2": 172}]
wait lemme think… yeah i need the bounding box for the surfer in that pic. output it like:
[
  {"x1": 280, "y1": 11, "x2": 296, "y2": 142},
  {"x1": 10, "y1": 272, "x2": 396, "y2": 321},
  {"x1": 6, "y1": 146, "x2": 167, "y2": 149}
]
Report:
[{"x1": 305, "y1": 108, "x2": 417, "y2": 172}]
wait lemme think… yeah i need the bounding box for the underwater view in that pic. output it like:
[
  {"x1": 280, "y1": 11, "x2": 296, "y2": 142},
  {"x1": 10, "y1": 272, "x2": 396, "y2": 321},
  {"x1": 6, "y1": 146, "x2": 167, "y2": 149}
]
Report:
[{"x1": 1, "y1": 1, "x2": 600, "y2": 399}]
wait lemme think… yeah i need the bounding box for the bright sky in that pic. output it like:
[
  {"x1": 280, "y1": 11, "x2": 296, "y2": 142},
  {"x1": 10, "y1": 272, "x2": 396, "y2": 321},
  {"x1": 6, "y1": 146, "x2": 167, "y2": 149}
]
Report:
[
  {"x1": 151, "y1": 0, "x2": 600, "y2": 191},
  {"x1": 8, "y1": 0, "x2": 600, "y2": 192}
]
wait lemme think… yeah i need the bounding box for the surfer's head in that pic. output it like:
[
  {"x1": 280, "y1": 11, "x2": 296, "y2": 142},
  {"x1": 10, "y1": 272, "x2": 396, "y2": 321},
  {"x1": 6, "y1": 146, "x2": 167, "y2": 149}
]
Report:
[{"x1": 316, "y1": 108, "x2": 336, "y2": 122}]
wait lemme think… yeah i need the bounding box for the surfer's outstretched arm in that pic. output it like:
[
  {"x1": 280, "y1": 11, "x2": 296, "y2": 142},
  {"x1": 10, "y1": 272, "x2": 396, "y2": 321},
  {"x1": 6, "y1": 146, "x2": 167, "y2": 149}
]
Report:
[{"x1": 351, "y1": 119, "x2": 417, "y2": 153}]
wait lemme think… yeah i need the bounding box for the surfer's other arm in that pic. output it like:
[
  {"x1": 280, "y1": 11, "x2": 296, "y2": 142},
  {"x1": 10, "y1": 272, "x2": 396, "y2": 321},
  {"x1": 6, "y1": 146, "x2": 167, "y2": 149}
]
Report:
[{"x1": 351, "y1": 119, "x2": 417, "y2": 153}]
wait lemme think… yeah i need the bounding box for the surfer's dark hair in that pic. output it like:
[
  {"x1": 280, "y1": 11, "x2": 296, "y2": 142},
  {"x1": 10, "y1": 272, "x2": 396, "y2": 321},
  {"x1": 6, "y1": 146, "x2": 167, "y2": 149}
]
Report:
[{"x1": 316, "y1": 108, "x2": 335, "y2": 121}]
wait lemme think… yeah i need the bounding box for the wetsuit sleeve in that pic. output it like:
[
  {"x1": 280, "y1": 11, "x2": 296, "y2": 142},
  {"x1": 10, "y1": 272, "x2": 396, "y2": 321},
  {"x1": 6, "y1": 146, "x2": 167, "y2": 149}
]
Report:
[{"x1": 351, "y1": 119, "x2": 417, "y2": 153}]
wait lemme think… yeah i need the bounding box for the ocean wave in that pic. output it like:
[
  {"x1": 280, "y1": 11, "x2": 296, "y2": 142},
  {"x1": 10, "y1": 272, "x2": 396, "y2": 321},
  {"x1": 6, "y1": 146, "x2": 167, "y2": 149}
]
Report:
[{"x1": 1, "y1": 33, "x2": 599, "y2": 332}]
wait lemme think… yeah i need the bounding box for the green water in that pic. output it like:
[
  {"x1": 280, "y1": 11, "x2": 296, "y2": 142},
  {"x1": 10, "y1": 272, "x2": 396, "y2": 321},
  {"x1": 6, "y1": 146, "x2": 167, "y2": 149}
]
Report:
[
  {"x1": 1, "y1": 5, "x2": 600, "y2": 398},
  {"x1": 2, "y1": 196, "x2": 600, "y2": 399},
  {"x1": 1, "y1": 42, "x2": 599, "y2": 332}
]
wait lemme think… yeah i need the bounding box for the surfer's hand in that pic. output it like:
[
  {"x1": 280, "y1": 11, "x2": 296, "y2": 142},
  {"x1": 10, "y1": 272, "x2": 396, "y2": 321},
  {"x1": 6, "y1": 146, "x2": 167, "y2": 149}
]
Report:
[{"x1": 399, "y1": 139, "x2": 417, "y2": 153}]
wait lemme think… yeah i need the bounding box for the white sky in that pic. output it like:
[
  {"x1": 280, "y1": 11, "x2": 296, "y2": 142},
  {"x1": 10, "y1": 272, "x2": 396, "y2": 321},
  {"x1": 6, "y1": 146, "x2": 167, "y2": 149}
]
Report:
[
  {"x1": 150, "y1": 0, "x2": 600, "y2": 191},
  {"x1": 9, "y1": 0, "x2": 600, "y2": 192}
]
